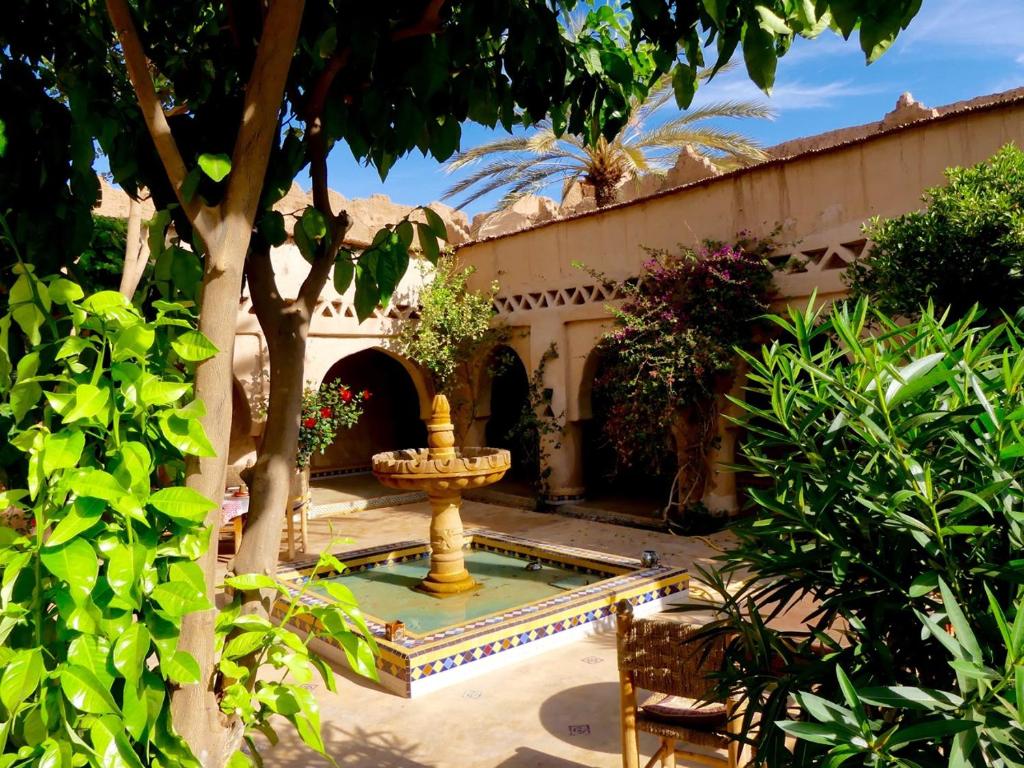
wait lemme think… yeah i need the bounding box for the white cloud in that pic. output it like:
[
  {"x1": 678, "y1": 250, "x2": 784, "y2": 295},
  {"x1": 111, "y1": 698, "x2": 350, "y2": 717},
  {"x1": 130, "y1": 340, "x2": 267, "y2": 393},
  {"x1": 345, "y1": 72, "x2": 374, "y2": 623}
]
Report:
[
  {"x1": 900, "y1": 0, "x2": 1024, "y2": 52},
  {"x1": 1017, "y1": 53, "x2": 1024, "y2": 66},
  {"x1": 694, "y1": 71, "x2": 886, "y2": 112}
]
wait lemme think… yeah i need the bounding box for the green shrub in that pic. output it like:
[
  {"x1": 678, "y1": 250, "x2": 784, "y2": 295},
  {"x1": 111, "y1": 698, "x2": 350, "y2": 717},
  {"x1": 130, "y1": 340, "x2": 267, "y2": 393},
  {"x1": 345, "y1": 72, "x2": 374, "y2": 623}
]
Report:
[
  {"x1": 847, "y1": 144, "x2": 1024, "y2": 318},
  {"x1": 696, "y1": 299, "x2": 1024, "y2": 766}
]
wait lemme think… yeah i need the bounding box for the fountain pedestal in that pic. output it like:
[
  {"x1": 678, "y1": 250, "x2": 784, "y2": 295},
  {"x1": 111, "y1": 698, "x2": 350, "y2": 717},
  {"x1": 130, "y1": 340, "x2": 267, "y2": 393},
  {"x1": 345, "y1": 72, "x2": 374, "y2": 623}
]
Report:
[{"x1": 372, "y1": 395, "x2": 511, "y2": 596}]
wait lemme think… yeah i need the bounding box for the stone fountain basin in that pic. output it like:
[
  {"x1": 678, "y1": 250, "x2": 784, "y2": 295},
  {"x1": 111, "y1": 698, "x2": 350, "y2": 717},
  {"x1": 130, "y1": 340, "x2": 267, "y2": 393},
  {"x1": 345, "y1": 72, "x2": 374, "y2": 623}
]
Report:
[{"x1": 372, "y1": 447, "x2": 511, "y2": 490}]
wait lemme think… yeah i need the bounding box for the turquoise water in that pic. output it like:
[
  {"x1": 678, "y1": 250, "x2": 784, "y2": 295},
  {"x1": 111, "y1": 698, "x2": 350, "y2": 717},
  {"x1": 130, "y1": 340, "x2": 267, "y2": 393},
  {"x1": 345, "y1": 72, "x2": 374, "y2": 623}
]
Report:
[{"x1": 314, "y1": 549, "x2": 601, "y2": 634}]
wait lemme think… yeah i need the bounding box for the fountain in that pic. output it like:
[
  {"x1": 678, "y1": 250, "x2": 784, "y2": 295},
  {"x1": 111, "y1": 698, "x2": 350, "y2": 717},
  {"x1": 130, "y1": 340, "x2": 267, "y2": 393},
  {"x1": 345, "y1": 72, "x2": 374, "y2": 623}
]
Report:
[
  {"x1": 371, "y1": 394, "x2": 510, "y2": 596},
  {"x1": 278, "y1": 393, "x2": 690, "y2": 698}
]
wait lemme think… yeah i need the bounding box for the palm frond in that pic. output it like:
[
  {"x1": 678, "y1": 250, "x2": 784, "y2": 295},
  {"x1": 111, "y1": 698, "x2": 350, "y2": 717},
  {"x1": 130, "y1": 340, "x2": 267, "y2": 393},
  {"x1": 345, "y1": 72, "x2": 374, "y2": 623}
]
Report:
[
  {"x1": 645, "y1": 99, "x2": 775, "y2": 128},
  {"x1": 446, "y1": 153, "x2": 585, "y2": 209},
  {"x1": 634, "y1": 126, "x2": 768, "y2": 163},
  {"x1": 444, "y1": 137, "x2": 537, "y2": 173}
]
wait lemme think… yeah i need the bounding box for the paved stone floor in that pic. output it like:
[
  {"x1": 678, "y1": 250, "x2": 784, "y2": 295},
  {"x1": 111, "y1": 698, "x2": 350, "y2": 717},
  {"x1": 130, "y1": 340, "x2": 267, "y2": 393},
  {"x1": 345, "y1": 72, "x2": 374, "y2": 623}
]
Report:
[{"x1": 242, "y1": 500, "x2": 750, "y2": 767}]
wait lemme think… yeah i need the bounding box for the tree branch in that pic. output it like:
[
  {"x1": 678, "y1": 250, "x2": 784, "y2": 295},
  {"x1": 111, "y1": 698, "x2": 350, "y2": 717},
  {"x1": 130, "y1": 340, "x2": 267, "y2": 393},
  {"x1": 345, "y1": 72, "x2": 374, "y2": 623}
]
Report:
[
  {"x1": 392, "y1": 0, "x2": 447, "y2": 41},
  {"x1": 106, "y1": 0, "x2": 203, "y2": 225},
  {"x1": 218, "y1": 0, "x2": 307, "y2": 270},
  {"x1": 245, "y1": 238, "x2": 286, "y2": 324}
]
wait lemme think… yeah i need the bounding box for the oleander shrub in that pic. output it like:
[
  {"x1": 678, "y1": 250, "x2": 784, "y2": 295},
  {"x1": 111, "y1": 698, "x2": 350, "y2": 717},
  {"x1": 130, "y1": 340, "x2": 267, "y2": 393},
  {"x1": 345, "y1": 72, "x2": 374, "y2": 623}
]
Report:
[{"x1": 694, "y1": 299, "x2": 1024, "y2": 766}]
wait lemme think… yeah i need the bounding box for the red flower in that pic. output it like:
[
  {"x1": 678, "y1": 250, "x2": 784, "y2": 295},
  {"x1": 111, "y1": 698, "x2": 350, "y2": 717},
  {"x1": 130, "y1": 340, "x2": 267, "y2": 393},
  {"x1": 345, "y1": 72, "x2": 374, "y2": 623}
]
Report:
[
  {"x1": 361, "y1": 389, "x2": 372, "y2": 401},
  {"x1": 320, "y1": 407, "x2": 333, "y2": 418},
  {"x1": 303, "y1": 417, "x2": 316, "y2": 428},
  {"x1": 340, "y1": 389, "x2": 353, "y2": 403}
]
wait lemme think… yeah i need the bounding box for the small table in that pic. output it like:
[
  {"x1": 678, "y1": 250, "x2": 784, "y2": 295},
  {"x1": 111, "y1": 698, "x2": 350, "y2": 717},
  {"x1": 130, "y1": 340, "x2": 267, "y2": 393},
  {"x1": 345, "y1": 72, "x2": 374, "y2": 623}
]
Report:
[{"x1": 221, "y1": 493, "x2": 250, "y2": 551}]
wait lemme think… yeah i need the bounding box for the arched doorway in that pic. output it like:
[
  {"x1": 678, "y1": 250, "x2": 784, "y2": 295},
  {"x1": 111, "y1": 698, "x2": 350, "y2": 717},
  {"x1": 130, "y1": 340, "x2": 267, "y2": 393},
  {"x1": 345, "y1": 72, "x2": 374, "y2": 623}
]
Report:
[
  {"x1": 580, "y1": 349, "x2": 673, "y2": 515},
  {"x1": 485, "y1": 346, "x2": 536, "y2": 490},
  {"x1": 313, "y1": 349, "x2": 427, "y2": 472}
]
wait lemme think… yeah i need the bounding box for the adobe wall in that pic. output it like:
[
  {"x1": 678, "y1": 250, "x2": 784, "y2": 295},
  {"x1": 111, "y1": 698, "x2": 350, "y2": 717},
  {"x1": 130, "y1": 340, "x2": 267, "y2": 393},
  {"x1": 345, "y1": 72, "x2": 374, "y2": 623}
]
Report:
[{"x1": 455, "y1": 91, "x2": 1024, "y2": 507}]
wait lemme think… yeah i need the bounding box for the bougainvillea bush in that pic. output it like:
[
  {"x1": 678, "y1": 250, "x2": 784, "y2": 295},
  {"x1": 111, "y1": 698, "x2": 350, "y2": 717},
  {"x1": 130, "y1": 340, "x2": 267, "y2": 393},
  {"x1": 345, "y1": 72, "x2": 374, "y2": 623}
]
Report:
[
  {"x1": 296, "y1": 382, "x2": 368, "y2": 468},
  {"x1": 589, "y1": 236, "x2": 774, "y2": 475}
]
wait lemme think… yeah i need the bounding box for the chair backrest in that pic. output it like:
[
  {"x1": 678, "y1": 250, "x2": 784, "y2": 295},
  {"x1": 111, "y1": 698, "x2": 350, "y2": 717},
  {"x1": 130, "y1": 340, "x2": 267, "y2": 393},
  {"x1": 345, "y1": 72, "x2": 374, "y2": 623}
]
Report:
[{"x1": 618, "y1": 614, "x2": 725, "y2": 700}]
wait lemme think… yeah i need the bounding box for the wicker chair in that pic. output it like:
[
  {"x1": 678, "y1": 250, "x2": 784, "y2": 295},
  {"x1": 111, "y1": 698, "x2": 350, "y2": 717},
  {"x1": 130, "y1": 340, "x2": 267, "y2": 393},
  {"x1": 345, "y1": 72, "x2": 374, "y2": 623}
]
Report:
[{"x1": 616, "y1": 601, "x2": 746, "y2": 768}]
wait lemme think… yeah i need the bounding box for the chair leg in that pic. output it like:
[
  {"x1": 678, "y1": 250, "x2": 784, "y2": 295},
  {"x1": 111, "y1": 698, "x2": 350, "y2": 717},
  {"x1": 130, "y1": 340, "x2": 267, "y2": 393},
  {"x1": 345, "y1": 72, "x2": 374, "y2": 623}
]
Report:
[
  {"x1": 661, "y1": 739, "x2": 676, "y2": 768},
  {"x1": 286, "y1": 505, "x2": 296, "y2": 561},
  {"x1": 300, "y1": 496, "x2": 309, "y2": 554},
  {"x1": 233, "y1": 517, "x2": 243, "y2": 551}
]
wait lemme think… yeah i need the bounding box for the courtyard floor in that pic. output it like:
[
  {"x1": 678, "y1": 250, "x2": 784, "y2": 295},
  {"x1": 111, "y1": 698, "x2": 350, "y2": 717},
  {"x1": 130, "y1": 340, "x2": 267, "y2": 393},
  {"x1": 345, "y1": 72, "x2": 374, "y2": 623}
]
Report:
[{"x1": 231, "y1": 498, "x2": 754, "y2": 768}]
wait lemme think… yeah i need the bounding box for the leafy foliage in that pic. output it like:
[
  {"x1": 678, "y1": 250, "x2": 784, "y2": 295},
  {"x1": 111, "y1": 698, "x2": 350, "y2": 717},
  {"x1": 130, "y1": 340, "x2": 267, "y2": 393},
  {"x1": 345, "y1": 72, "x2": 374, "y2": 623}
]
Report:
[
  {"x1": 0, "y1": 260, "x2": 218, "y2": 765},
  {"x1": 693, "y1": 300, "x2": 1024, "y2": 765},
  {"x1": 494, "y1": 343, "x2": 564, "y2": 496},
  {"x1": 296, "y1": 382, "x2": 367, "y2": 469},
  {"x1": 218, "y1": 547, "x2": 379, "y2": 765},
  {"x1": 396, "y1": 255, "x2": 503, "y2": 395},
  {"x1": 74, "y1": 214, "x2": 129, "y2": 293},
  {"x1": 585, "y1": 235, "x2": 774, "y2": 475},
  {"x1": 848, "y1": 145, "x2": 1024, "y2": 319}
]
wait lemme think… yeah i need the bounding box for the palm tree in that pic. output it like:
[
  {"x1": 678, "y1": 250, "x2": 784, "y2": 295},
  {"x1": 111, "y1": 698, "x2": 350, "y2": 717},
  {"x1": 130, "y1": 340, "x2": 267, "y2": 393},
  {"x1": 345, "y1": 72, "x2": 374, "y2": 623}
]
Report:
[{"x1": 444, "y1": 70, "x2": 774, "y2": 210}]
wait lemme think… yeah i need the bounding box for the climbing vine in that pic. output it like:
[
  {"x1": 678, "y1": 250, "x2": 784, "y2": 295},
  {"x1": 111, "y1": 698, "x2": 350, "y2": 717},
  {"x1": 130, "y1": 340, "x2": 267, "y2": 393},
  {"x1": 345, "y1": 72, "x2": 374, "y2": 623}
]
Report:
[
  {"x1": 584, "y1": 235, "x2": 774, "y2": 487},
  {"x1": 495, "y1": 343, "x2": 564, "y2": 497}
]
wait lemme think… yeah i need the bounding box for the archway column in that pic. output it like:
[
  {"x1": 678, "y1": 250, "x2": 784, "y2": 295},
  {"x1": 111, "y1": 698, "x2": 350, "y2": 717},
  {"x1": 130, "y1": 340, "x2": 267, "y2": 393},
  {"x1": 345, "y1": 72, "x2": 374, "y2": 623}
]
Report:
[{"x1": 531, "y1": 317, "x2": 586, "y2": 505}]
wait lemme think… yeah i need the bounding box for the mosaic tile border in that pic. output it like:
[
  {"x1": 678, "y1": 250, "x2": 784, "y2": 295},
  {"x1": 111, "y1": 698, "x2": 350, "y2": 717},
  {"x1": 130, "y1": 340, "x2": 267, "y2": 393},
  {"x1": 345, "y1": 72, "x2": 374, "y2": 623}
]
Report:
[{"x1": 276, "y1": 530, "x2": 689, "y2": 697}]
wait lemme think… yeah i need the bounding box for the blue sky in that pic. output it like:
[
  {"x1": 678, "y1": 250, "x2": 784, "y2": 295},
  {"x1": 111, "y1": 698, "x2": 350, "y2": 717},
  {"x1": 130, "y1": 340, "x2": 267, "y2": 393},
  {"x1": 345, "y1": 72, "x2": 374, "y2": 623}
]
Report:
[{"x1": 321, "y1": 0, "x2": 1024, "y2": 216}]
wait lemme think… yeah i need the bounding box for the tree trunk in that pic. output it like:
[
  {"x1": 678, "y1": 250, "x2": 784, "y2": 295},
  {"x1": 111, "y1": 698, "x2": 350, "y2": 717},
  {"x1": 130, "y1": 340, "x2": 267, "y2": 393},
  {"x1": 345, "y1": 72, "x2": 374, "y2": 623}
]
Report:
[
  {"x1": 232, "y1": 306, "x2": 308, "y2": 606},
  {"x1": 119, "y1": 195, "x2": 149, "y2": 299},
  {"x1": 172, "y1": 241, "x2": 248, "y2": 767}
]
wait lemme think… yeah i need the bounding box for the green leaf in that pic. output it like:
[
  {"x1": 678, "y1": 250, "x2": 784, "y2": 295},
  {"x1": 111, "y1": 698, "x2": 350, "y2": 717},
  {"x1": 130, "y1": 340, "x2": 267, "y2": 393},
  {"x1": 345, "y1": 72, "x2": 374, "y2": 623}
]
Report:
[
  {"x1": 0, "y1": 649, "x2": 44, "y2": 711},
  {"x1": 742, "y1": 21, "x2": 777, "y2": 91},
  {"x1": 294, "y1": 219, "x2": 316, "y2": 263},
  {"x1": 422, "y1": 207, "x2": 448, "y2": 240},
  {"x1": 61, "y1": 664, "x2": 120, "y2": 714},
  {"x1": 63, "y1": 383, "x2": 109, "y2": 423},
  {"x1": 171, "y1": 331, "x2": 218, "y2": 362},
  {"x1": 756, "y1": 5, "x2": 792, "y2": 35},
  {"x1": 40, "y1": 539, "x2": 98, "y2": 603},
  {"x1": 300, "y1": 207, "x2": 328, "y2": 240},
  {"x1": 81, "y1": 290, "x2": 131, "y2": 318},
  {"x1": 89, "y1": 714, "x2": 145, "y2": 768},
  {"x1": 139, "y1": 378, "x2": 191, "y2": 406},
  {"x1": 113, "y1": 624, "x2": 151, "y2": 687},
  {"x1": 114, "y1": 441, "x2": 152, "y2": 496},
  {"x1": 908, "y1": 571, "x2": 939, "y2": 598},
  {"x1": 223, "y1": 631, "x2": 268, "y2": 660},
  {"x1": 150, "y1": 581, "x2": 210, "y2": 618},
  {"x1": 49, "y1": 278, "x2": 84, "y2": 305},
  {"x1": 107, "y1": 543, "x2": 147, "y2": 608},
  {"x1": 671, "y1": 64, "x2": 697, "y2": 109},
  {"x1": 259, "y1": 210, "x2": 288, "y2": 247},
  {"x1": 776, "y1": 720, "x2": 856, "y2": 745},
  {"x1": 224, "y1": 573, "x2": 282, "y2": 591},
  {"x1": 197, "y1": 152, "x2": 232, "y2": 182},
  {"x1": 887, "y1": 718, "x2": 978, "y2": 748},
  {"x1": 159, "y1": 412, "x2": 216, "y2": 457},
  {"x1": 55, "y1": 336, "x2": 92, "y2": 361},
  {"x1": 42, "y1": 429, "x2": 85, "y2": 475},
  {"x1": 149, "y1": 487, "x2": 217, "y2": 523},
  {"x1": 113, "y1": 323, "x2": 155, "y2": 362},
  {"x1": 68, "y1": 635, "x2": 114, "y2": 688},
  {"x1": 163, "y1": 650, "x2": 201, "y2": 685},
  {"x1": 334, "y1": 251, "x2": 355, "y2": 294},
  {"x1": 353, "y1": 261, "x2": 379, "y2": 322},
  {"x1": 416, "y1": 223, "x2": 440, "y2": 264}
]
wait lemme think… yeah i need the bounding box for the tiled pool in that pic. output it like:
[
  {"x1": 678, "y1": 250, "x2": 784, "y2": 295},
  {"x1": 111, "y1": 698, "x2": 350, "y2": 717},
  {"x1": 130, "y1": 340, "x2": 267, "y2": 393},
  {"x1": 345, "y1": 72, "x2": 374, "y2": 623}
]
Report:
[{"x1": 277, "y1": 529, "x2": 689, "y2": 697}]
